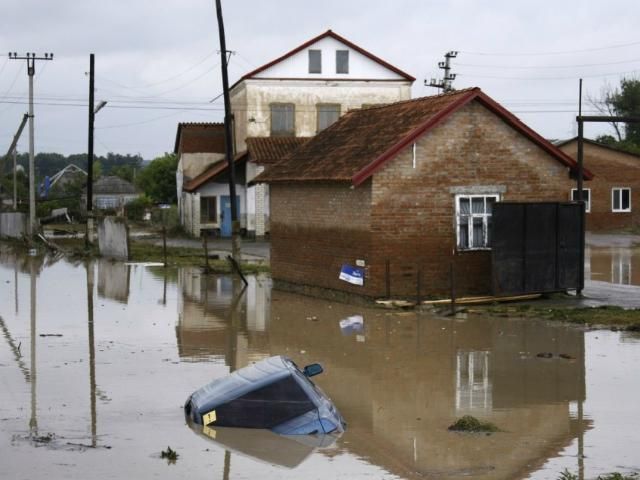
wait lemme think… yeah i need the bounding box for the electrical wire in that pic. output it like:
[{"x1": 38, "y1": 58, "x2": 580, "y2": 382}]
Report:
[
  {"x1": 456, "y1": 68, "x2": 640, "y2": 80},
  {"x1": 456, "y1": 57, "x2": 640, "y2": 70},
  {"x1": 460, "y1": 39, "x2": 640, "y2": 56}
]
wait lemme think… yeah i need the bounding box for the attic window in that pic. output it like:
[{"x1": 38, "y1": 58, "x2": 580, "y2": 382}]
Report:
[
  {"x1": 336, "y1": 50, "x2": 349, "y2": 74},
  {"x1": 309, "y1": 49, "x2": 321, "y2": 74}
]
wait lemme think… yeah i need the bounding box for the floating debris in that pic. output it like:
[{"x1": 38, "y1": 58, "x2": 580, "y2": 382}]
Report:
[{"x1": 161, "y1": 446, "x2": 178, "y2": 463}]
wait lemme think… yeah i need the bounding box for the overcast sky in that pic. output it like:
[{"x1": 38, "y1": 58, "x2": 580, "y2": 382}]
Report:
[{"x1": 1, "y1": 0, "x2": 638, "y2": 160}]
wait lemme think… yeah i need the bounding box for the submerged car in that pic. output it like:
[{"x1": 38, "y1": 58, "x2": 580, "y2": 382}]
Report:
[{"x1": 184, "y1": 355, "x2": 345, "y2": 435}]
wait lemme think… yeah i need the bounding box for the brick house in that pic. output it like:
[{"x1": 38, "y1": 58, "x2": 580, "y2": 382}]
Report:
[
  {"x1": 556, "y1": 137, "x2": 640, "y2": 231},
  {"x1": 256, "y1": 88, "x2": 590, "y2": 298}
]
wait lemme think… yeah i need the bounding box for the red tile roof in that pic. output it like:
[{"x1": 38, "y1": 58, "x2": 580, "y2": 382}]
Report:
[
  {"x1": 183, "y1": 152, "x2": 247, "y2": 193},
  {"x1": 174, "y1": 123, "x2": 225, "y2": 154},
  {"x1": 230, "y1": 30, "x2": 415, "y2": 91},
  {"x1": 246, "y1": 137, "x2": 309, "y2": 165},
  {"x1": 256, "y1": 88, "x2": 593, "y2": 186}
]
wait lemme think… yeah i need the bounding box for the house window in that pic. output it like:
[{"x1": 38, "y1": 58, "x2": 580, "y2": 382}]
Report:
[
  {"x1": 308, "y1": 49, "x2": 321, "y2": 74},
  {"x1": 336, "y1": 50, "x2": 349, "y2": 74},
  {"x1": 456, "y1": 194, "x2": 499, "y2": 250},
  {"x1": 316, "y1": 104, "x2": 340, "y2": 132},
  {"x1": 270, "y1": 103, "x2": 295, "y2": 136},
  {"x1": 612, "y1": 187, "x2": 631, "y2": 212},
  {"x1": 200, "y1": 196, "x2": 217, "y2": 223},
  {"x1": 571, "y1": 188, "x2": 591, "y2": 213},
  {"x1": 96, "y1": 196, "x2": 118, "y2": 209}
]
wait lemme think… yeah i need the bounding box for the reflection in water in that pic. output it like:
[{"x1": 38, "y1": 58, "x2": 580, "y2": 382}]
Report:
[
  {"x1": 456, "y1": 351, "x2": 491, "y2": 412},
  {"x1": 97, "y1": 260, "x2": 130, "y2": 303},
  {"x1": 3, "y1": 253, "x2": 638, "y2": 480},
  {"x1": 588, "y1": 246, "x2": 640, "y2": 286},
  {"x1": 187, "y1": 421, "x2": 339, "y2": 469},
  {"x1": 175, "y1": 268, "x2": 589, "y2": 479}
]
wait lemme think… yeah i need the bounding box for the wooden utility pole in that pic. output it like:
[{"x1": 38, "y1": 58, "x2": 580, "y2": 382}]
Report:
[
  {"x1": 87, "y1": 54, "x2": 95, "y2": 247},
  {"x1": 8, "y1": 53, "x2": 54, "y2": 239},
  {"x1": 2, "y1": 113, "x2": 29, "y2": 211},
  {"x1": 215, "y1": 0, "x2": 241, "y2": 264}
]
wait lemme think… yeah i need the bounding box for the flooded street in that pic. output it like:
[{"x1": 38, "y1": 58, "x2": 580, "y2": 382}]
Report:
[{"x1": 1, "y1": 250, "x2": 639, "y2": 479}]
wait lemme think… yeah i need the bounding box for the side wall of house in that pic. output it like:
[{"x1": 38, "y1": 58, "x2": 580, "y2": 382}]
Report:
[
  {"x1": 559, "y1": 141, "x2": 640, "y2": 231},
  {"x1": 269, "y1": 182, "x2": 373, "y2": 295},
  {"x1": 368, "y1": 101, "x2": 574, "y2": 296}
]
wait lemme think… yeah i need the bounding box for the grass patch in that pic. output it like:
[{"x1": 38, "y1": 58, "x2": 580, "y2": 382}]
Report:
[
  {"x1": 485, "y1": 304, "x2": 640, "y2": 328},
  {"x1": 128, "y1": 243, "x2": 269, "y2": 273},
  {"x1": 557, "y1": 470, "x2": 638, "y2": 480},
  {"x1": 448, "y1": 415, "x2": 500, "y2": 433}
]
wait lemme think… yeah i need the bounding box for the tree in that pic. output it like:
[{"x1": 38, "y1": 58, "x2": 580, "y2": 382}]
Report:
[
  {"x1": 136, "y1": 153, "x2": 178, "y2": 203},
  {"x1": 590, "y1": 77, "x2": 640, "y2": 152}
]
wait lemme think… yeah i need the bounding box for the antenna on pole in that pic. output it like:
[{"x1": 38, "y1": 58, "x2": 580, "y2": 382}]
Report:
[{"x1": 425, "y1": 51, "x2": 458, "y2": 92}]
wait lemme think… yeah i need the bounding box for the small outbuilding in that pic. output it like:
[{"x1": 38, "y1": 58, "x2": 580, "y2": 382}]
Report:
[
  {"x1": 256, "y1": 88, "x2": 591, "y2": 298},
  {"x1": 556, "y1": 137, "x2": 640, "y2": 231}
]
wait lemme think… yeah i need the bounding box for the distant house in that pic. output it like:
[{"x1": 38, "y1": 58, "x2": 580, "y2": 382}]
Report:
[
  {"x1": 40, "y1": 164, "x2": 87, "y2": 197},
  {"x1": 556, "y1": 138, "x2": 640, "y2": 231},
  {"x1": 90, "y1": 176, "x2": 140, "y2": 210},
  {"x1": 256, "y1": 88, "x2": 591, "y2": 298},
  {"x1": 176, "y1": 29, "x2": 414, "y2": 238}
]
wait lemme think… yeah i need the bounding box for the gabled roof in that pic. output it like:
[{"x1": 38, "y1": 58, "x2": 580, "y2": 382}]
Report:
[
  {"x1": 256, "y1": 88, "x2": 593, "y2": 186},
  {"x1": 93, "y1": 175, "x2": 139, "y2": 194},
  {"x1": 230, "y1": 29, "x2": 415, "y2": 91},
  {"x1": 555, "y1": 136, "x2": 640, "y2": 159},
  {"x1": 174, "y1": 122, "x2": 225, "y2": 154},
  {"x1": 183, "y1": 152, "x2": 248, "y2": 193},
  {"x1": 246, "y1": 137, "x2": 309, "y2": 165}
]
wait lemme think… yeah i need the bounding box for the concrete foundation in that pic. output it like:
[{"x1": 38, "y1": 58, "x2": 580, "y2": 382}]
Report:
[
  {"x1": 0, "y1": 212, "x2": 27, "y2": 239},
  {"x1": 97, "y1": 216, "x2": 129, "y2": 260}
]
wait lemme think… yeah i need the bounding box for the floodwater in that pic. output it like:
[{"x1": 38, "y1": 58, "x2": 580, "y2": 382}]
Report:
[
  {"x1": 587, "y1": 245, "x2": 640, "y2": 287},
  {"x1": 1, "y1": 249, "x2": 639, "y2": 480}
]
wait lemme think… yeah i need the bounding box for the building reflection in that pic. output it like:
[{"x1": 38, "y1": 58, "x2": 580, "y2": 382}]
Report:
[
  {"x1": 175, "y1": 270, "x2": 589, "y2": 479},
  {"x1": 97, "y1": 259, "x2": 130, "y2": 303},
  {"x1": 589, "y1": 246, "x2": 640, "y2": 286}
]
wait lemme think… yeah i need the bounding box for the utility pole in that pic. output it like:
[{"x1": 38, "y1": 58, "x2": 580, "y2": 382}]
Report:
[
  {"x1": 2, "y1": 113, "x2": 29, "y2": 211},
  {"x1": 8, "y1": 52, "x2": 54, "y2": 240},
  {"x1": 87, "y1": 54, "x2": 95, "y2": 247},
  {"x1": 425, "y1": 51, "x2": 458, "y2": 92},
  {"x1": 215, "y1": 0, "x2": 241, "y2": 263}
]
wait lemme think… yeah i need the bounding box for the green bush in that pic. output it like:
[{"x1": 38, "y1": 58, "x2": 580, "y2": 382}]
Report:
[{"x1": 124, "y1": 196, "x2": 153, "y2": 221}]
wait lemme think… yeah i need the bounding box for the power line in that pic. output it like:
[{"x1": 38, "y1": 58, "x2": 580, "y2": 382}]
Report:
[
  {"x1": 460, "y1": 39, "x2": 640, "y2": 56},
  {"x1": 457, "y1": 57, "x2": 640, "y2": 70},
  {"x1": 456, "y1": 68, "x2": 640, "y2": 80}
]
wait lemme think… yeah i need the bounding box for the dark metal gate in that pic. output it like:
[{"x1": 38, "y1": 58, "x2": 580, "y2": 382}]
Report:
[{"x1": 491, "y1": 202, "x2": 584, "y2": 296}]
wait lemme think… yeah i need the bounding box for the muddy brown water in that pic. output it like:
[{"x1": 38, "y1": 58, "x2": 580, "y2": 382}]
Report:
[{"x1": 1, "y1": 251, "x2": 639, "y2": 479}]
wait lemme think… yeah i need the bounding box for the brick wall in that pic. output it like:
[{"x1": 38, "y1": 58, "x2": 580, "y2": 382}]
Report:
[
  {"x1": 269, "y1": 101, "x2": 575, "y2": 298},
  {"x1": 270, "y1": 182, "x2": 374, "y2": 294},
  {"x1": 559, "y1": 141, "x2": 640, "y2": 231}
]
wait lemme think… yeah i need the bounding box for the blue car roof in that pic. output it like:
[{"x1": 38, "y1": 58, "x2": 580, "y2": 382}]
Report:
[{"x1": 189, "y1": 356, "x2": 313, "y2": 411}]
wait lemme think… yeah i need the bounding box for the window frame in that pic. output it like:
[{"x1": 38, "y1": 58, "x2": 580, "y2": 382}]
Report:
[
  {"x1": 570, "y1": 188, "x2": 591, "y2": 213},
  {"x1": 316, "y1": 103, "x2": 341, "y2": 132},
  {"x1": 200, "y1": 196, "x2": 217, "y2": 224},
  {"x1": 611, "y1": 187, "x2": 631, "y2": 212},
  {"x1": 270, "y1": 103, "x2": 295, "y2": 137},
  {"x1": 336, "y1": 50, "x2": 349, "y2": 74},
  {"x1": 308, "y1": 49, "x2": 322, "y2": 74},
  {"x1": 455, "y1": 194, "x2": 500, "y2": 251}
]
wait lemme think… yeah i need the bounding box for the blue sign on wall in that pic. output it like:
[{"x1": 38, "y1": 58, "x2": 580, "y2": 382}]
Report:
[{"x1": 339, "y1": 264, "x2": 364, "y2": 286}]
